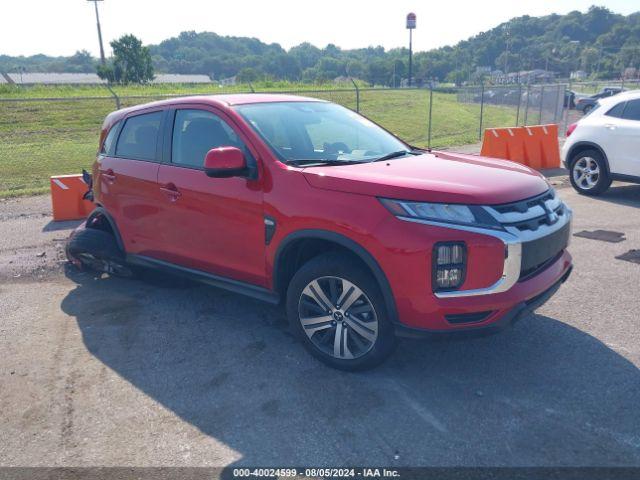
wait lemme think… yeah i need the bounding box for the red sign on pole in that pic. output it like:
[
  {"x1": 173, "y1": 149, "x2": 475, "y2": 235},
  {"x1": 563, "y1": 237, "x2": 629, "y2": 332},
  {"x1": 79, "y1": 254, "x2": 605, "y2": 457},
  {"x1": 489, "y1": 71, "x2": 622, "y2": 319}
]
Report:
[{"x1": 406, "y1": 12, "x2": 416, "y2": 29}]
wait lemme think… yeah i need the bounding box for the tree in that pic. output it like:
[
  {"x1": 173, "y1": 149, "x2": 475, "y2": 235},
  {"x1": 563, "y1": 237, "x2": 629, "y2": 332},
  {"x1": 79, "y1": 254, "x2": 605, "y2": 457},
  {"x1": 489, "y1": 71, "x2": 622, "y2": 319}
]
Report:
[
  {"x1": 345, "y1": 60, "x2": 366, "y2": 80},
  {"x1": 66, "y1": 50, "x2": 96, "y2": 73},
  {"x1": 97, "y1": 34, "x2": 154, "y2": 84},
  {"x1": 367, "y1": 60, "x2": 391, "y2": 86},
  {"x1": 237, "y1": 67, "x2": 260, "y2": 82}
]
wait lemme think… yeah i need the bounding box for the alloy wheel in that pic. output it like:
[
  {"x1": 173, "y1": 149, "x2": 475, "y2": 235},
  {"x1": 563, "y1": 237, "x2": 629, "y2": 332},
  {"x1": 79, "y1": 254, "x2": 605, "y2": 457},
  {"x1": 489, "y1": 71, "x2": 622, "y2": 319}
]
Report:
[
  {"x1": 298, "y1": 276, "x2": 378, "y2": 360},
  {"x1": 573, "y1": 157, "x2": 600, "y2": 190}
]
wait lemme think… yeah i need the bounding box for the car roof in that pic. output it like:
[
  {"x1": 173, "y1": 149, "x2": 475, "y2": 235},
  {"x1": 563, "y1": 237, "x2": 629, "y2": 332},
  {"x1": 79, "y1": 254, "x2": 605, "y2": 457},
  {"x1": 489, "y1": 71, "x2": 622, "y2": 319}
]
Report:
[{"x1": 103, "y1": 93, "x2": 327, "y2": 127}]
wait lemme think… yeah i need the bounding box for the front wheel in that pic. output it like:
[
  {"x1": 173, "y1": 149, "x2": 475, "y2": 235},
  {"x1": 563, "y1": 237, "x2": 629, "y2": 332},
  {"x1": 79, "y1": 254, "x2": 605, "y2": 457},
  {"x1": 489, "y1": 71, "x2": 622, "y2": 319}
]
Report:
[
  {"x1": 286, "y1": 252, "x2": 396, "y2": 371},
  {"x1": 569, "y1": 149, "x2": 611, "y2": 196},
  {"x1": 66, "y1": 227, "x2": 135, "y2": 278}
]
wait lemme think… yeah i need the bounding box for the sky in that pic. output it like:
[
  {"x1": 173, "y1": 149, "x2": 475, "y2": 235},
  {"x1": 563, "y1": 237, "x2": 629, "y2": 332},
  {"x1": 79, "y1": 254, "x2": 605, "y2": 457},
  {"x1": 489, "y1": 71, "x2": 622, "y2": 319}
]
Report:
[{"x1": 1, "y1": 0, "x2": 638, "y2": 58}]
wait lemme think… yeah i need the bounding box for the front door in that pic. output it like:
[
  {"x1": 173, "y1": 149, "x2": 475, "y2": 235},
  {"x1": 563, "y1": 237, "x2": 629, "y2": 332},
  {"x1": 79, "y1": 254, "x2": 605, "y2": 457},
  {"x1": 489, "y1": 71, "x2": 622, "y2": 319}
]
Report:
[{"x1": 155, "y1": 106, "x2": 266, "y2": 287}]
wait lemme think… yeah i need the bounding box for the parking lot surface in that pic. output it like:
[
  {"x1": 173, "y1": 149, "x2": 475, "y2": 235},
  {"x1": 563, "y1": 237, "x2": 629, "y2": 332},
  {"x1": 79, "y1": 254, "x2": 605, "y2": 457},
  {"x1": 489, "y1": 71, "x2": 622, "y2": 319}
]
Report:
[{"x1": 1, "y1": 178, "x2": 639, "y2": 467}]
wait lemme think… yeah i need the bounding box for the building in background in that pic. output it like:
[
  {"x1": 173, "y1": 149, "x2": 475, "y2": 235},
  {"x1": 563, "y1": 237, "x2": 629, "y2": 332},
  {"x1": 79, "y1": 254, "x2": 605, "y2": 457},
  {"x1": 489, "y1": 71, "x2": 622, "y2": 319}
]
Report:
[
  {"x1": 571, "y1": 70, "x2": 588, "y2": 81},
  {"x1": 3, "y1": 72, "x2": 212, "y2": 85}
]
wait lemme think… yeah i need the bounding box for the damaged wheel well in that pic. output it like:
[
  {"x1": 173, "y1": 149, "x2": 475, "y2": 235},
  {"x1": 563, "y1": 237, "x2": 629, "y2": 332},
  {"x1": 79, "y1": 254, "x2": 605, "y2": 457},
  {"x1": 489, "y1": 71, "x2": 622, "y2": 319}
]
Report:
[{"x1": 85, "y1": 207, "x2": 125, "y2": 253}]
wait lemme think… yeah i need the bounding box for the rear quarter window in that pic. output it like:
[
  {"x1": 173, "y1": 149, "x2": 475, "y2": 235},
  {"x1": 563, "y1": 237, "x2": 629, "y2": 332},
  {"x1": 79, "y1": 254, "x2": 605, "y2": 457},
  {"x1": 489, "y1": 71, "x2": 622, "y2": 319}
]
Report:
[
  {"x1": 605, "y1": 102, "x2": 626, "y2": 118},
  {"x1": 100, "y1": 122, "x2": 120, "y2": 155},
  {"x1": 115, "y1": 111, "x2": 163, "y2": 161}
]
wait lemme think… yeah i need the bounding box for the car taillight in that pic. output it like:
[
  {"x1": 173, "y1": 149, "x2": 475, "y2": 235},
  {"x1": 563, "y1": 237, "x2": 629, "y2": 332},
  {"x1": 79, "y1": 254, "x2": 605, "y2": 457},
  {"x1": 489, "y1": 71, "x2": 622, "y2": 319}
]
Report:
[
  {"x1": 566, "y1": 123, "x2": 577, "y2": 137},
  {"x1": 433, "y1": 242, "x2": 466, "y2": 291}
]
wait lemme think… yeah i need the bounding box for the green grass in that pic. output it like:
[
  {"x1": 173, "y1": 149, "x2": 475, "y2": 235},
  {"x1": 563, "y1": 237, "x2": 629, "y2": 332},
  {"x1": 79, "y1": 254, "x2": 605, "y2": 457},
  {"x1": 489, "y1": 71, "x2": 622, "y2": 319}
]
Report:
[
  {"x1": 0, "y1": 81, "x2": 366, "y2": 99},
  {"x1": 0, "y1": 84, "x2": 518, "y2": 198}
]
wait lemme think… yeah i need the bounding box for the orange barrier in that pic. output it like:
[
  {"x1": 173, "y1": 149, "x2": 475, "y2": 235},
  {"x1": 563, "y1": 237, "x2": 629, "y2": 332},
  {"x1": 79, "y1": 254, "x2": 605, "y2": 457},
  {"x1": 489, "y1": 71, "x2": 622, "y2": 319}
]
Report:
[
  {"x1": 50, "y1": 174, "x2": 94, "y2": 221},
  {"x1": 480, "y1": 124, "x2": 561, "y2": 170}
]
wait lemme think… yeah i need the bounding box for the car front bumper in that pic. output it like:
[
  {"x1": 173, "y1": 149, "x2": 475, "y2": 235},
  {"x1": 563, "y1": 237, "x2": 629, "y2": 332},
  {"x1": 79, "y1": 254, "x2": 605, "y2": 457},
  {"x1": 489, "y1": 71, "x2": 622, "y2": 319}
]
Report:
[
  {"x1": 394, "y1": 262, "x2": 573, "y2": 339},
  {"x1": 370, "y1": 191, "x2": 573, "y2": 332}
]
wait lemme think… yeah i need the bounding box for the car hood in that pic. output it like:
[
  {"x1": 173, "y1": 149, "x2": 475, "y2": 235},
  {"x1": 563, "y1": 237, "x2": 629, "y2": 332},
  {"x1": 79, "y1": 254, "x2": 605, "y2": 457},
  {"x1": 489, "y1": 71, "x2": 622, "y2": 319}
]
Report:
[{"x1": 301, "y1": 151, "x2": 550, "y2": 205}]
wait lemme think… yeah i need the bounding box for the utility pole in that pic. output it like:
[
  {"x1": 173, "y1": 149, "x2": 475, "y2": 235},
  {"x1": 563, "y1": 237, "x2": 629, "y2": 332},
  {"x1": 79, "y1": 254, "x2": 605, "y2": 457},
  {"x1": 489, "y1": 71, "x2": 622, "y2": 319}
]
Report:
[
  {"x1": 596, "y1": 44, "x2": 603, "y2": 77},
  {"x1": 406, "y1": 12, "x2": 416, "y2": 87},
  {"x1": 87, "y1": 0, "x2": 106, "y2": 65},
  {"x1": 504, "y1": 24, "x2": 510, "y2": 75}
]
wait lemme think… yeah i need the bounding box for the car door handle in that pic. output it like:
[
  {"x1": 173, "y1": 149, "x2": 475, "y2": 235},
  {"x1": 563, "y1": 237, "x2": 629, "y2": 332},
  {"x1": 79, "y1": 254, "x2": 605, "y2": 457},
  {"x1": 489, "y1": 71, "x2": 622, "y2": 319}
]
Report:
[
  {"x1": 160, "y1": 183, "x2": 182, "y2": 201},
  {"x1": 604, "y1": 124, "x2": 617, "y2": 130},
  {"x1": 102, "y1": 169, "x2": 116, "y2": 183}
]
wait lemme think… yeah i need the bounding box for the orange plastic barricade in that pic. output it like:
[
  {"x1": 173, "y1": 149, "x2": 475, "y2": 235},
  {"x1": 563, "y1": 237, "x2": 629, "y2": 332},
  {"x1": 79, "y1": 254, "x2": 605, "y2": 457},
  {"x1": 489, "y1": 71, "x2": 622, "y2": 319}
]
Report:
[
  {"x1": 480, "y1": 124, "x2": 561, "y2": 170},
  {"x1": 480, "y1": 127, "x2": 525, "y2": 163},
  {"x1": 50, "y1": 174, "x2": 94, "y2": 221}
]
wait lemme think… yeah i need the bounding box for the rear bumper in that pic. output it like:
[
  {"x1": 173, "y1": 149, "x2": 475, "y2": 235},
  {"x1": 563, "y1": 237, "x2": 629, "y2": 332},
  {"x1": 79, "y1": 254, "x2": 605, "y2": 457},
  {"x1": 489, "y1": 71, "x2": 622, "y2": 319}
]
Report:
[{"x1": 395, "y1": 264, "x2": 572, "y2": 339}]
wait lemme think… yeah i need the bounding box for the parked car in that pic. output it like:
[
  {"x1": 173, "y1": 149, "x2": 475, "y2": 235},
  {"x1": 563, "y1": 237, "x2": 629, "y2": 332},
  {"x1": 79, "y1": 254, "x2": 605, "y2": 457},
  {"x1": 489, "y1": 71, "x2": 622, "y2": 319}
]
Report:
[
  {"x1": 575, "y1": 86, "x2": 624, "y2": 114},
  {"x1": 564, "y1": 90, "x2": 576, "y2": 109},
  {"x1": 565, "y1": 90, "x2": 590, "y2": 109},
  {"x1": 562, "y1": 90, "x2": 640, "y2": 195},
  {"x1": 67, "y1": 94, "x2": 573, "y2": 370}
]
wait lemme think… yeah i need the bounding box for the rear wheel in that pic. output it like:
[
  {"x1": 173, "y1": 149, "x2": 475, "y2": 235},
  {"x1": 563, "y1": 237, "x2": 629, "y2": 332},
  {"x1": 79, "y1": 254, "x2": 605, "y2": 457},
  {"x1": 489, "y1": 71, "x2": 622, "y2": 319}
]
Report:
[
  {"x1": 569, "y1": 149, "x2": 611, "y2": 196},
  {"x1": 286, "y1": 252, "x2": 396, "y2": 370},
  {"x1": 66, "y1": 228, "x2": 134, "y2": 278}
]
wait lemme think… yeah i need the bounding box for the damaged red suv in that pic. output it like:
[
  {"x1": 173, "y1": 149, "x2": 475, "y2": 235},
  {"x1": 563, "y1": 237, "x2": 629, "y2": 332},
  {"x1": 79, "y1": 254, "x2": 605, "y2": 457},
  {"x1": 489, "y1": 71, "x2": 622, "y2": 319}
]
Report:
[{"x1": 67, "y1": 94, "x2": 573, "y2": 370}]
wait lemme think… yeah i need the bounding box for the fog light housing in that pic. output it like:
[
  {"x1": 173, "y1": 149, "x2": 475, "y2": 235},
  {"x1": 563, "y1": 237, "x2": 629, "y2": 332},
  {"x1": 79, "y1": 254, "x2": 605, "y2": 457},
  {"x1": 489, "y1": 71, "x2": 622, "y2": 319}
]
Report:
[{"x1": 433, "y1": 242, "x2": 466, "y2": 291}]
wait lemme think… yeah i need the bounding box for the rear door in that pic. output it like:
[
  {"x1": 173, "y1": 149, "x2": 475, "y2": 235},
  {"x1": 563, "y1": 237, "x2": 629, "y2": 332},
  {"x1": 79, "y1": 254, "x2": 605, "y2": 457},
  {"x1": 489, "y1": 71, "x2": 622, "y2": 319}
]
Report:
[
  {"x1": 604, "y1": 99, "x2": 640, "y2": 176},
  {"x1": 154, "y1": 106, "x2": 266, "y2": 287},
  {"x1": 97, "y1": 109, "x2": 166, "y2": 255}
]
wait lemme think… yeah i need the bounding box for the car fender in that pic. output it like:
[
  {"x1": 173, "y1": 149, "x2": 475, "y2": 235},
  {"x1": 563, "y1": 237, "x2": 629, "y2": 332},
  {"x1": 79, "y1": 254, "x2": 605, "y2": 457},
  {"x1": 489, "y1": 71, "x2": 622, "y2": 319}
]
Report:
[
  {"x1": 86, "y1": 205, "x2": 126, "y2": 253},
  {"x1": 565, "y1": 141, "x2": 610, "y2": 173},
  {"x1": 274, "y1": 229, "x2": 399, "y2": 325}
]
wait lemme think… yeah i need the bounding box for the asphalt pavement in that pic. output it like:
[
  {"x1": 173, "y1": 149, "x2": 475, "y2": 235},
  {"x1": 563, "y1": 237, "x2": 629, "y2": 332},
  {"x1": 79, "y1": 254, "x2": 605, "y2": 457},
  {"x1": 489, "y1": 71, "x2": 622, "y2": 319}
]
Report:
[{"x1": 0, "y1": 178, "x2": 639, "y2": 468}]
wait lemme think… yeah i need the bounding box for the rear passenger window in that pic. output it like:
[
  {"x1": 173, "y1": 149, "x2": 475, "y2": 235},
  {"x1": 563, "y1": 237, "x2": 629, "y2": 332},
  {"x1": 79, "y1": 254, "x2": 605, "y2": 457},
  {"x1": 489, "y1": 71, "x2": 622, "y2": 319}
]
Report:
[
  {"x1": 171, "y1": 109, "x2": 244, "y2": 168},
  {"x1": 605, "y1": 102, "x2": 626, "y2": 118},
  {"x1": 622, "y1": 99, "x2": 640, "y2": 121},
  {"x1": 115, "y1": 112, "x2": 162, "y2": 161},
  {"x1": 101, "y1": 122, "x2": 120, "y2": 154}
]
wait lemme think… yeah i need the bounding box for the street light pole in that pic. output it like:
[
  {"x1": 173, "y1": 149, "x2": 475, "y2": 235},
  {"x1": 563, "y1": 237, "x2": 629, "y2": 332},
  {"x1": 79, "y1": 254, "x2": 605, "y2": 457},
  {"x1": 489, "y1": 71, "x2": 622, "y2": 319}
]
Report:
[
  {"x1": 409, "y1": 29, "x2": 413, "y2": 87},
  {"x1": 87, "y1": 0, "x2": 106, "y2": 65},
  {"x1": 406, "y1": 13, "x2": 416, "y2": 87}
]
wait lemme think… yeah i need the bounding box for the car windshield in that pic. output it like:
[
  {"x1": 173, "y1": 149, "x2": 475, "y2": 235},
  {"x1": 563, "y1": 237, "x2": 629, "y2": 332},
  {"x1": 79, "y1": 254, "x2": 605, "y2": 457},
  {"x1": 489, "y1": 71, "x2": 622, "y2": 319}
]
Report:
[{"x1": 234, "y1": 101, "x2": 411, "y2": 165}]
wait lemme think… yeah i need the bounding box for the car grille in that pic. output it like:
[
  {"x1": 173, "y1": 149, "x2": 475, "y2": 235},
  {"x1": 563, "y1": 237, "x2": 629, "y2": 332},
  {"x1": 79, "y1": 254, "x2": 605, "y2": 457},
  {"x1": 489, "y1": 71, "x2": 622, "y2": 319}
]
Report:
[
  {"x1": 519, "y1": 227, "x2": 570, "y2": 280},
  {"x1": 485, "y1": 189, "x2": 570, "y2": 281}
]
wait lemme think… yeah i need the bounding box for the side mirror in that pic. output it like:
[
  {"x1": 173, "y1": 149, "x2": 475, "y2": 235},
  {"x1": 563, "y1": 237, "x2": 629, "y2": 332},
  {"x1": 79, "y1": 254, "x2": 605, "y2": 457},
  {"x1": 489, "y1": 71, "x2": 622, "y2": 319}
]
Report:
[{"x1": 203, "y1": 146, "x2": 254, "y2": 179}]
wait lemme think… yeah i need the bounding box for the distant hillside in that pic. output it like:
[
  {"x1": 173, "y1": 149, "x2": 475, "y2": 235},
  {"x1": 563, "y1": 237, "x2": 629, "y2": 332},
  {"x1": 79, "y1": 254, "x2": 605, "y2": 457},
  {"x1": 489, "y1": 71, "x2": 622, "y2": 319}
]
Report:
[
  {"x1": 1, "y1": 6, "x2": 638, "y2": 85},
  {"x1": 415, "y1": 6, "x2": 640, "y2": 83}
]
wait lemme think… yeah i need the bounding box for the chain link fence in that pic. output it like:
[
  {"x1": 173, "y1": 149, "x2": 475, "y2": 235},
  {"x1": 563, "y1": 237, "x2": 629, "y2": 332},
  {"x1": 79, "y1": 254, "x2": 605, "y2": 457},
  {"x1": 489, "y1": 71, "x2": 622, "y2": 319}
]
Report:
[{"x1": 0, "y1": 82, "x2": 567, "y2": 197}]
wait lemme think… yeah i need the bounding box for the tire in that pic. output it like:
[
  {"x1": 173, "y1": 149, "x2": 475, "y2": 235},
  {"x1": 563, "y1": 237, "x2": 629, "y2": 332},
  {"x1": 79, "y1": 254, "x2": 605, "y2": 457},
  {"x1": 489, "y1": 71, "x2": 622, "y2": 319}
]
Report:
[
  {"x1": 66, "y1": 227, "x2": 135, "y2": 278},
  {"x1": 569, "y1": 149, "x2": 611, "y2": 196},
  {"x1": 286, "y1": 252, "x2": 396, "y2": 371}
]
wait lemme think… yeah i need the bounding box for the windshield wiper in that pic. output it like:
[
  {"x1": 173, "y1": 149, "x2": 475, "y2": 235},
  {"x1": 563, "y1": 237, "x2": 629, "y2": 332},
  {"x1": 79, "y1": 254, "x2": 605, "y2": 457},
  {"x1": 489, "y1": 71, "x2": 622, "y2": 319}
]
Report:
[
  {"x1": 286, "y1": 159, "x2": 368, "y2": 167},
  {"x1": 373, "y1": 150, "x2": 418, "y2": 162}
]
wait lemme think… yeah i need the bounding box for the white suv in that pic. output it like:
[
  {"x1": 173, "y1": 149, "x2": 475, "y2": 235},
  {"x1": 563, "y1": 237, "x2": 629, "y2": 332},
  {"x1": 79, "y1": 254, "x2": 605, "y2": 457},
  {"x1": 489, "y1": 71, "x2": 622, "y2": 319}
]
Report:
[{"x1": 562, "y1": 90, "x2": 640, "y2": 195}]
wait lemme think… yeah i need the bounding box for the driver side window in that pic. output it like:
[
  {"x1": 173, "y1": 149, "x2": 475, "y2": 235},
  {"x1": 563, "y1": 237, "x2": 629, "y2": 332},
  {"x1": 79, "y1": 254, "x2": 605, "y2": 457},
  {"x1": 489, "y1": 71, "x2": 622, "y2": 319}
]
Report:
[{"x1": 171, "y1": 109, "x2": 248, "y2": 168}]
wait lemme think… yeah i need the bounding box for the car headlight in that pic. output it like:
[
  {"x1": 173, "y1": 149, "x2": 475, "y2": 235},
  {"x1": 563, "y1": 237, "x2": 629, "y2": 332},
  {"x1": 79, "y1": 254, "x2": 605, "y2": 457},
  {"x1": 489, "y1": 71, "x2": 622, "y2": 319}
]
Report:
[{"x1": 379, "y1": 198, "x2": 503, "y2": 230}]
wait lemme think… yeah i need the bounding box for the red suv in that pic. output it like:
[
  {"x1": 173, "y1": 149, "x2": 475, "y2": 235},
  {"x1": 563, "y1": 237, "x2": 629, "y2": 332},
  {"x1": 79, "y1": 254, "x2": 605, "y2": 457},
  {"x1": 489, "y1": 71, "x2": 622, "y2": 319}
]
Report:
[{"x1": 67, "y1": 94, "x2": 573, "y2": 370}]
